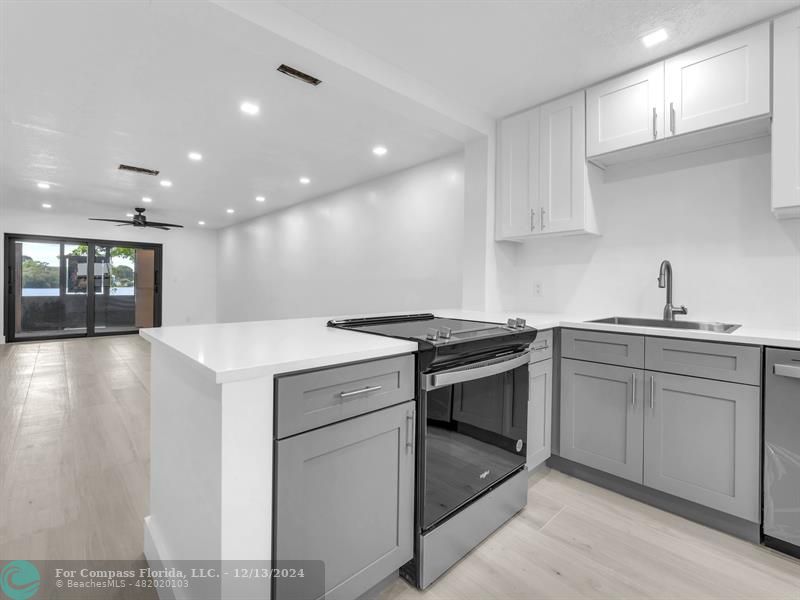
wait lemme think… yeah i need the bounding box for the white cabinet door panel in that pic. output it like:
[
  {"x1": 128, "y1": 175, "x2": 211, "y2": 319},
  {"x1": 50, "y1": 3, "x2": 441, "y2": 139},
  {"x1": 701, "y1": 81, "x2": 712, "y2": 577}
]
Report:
[
  {"x1": 772, "y1": 9, "x2": 800, "y2": 218},
  {"x1": 587, "y1": 63, "x2": 665, "y2": 156},
  {"x1": 665, "y1": 23, "x2": 770, "y2": 136},
  {"x1": 539, "y1": 91, "x2": 589, "y2": 233},
  {"x1": 497, "y1": 108, "x2": 539, "y2": 238}
]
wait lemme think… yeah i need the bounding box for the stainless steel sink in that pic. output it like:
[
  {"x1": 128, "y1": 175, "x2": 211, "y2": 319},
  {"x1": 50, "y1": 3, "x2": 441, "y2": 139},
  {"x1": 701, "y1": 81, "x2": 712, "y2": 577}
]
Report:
[{"x1": 589, "y1": 316, "x2": 741, "y2": 333}]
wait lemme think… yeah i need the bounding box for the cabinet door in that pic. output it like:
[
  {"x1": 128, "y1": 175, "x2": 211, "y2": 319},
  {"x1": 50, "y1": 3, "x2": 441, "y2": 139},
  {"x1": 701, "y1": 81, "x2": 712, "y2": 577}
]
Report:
[
  {"x1": 275, "y1": 401, "x2": 415, "y2": 600},
  {"x1": 665, "y1": 23, "x2": 770, "y2": 136},
  {"x1": 644, "y1": 372, "x2": 760, "y2": 522},
  {"x1": 527, "y1": 359, "x2": 552, "y2": 470},
  {"x1": 587, "y1": 62, "x2": 665, "y2": 156},
  {"x1": 539, "y1": 91, "x2": 590, "y2": 233},
  {"x1": 560, "y1": 359, "x2": 644, "y2": 483},
  {"x1": 497, "y1": 108, "x2": 539, "y2": 238},
  {"x1": 772, "y1": 9, "x2": 800, "y2": 218}
]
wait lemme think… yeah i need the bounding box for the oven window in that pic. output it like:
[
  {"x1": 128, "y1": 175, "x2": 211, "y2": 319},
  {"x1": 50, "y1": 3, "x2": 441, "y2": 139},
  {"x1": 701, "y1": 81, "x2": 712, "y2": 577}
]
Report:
[{"x1": 423, "y1": 364, "x2": 528, "y2": 531}]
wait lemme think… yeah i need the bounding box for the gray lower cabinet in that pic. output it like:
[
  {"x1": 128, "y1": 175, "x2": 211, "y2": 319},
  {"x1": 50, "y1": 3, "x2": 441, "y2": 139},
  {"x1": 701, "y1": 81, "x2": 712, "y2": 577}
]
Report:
[
  {"x1": 527, "y1": 358, "x2": 552, "y2": 469},
  {"x1": 644, "y1": 372, "x2": 760, "y2": 522},
  {"x1": 560, "y1": 358, "x2": 644, "y2": 483},
  {"x1": 274, "y1": 401, "x2": 415, "y2": 600}
]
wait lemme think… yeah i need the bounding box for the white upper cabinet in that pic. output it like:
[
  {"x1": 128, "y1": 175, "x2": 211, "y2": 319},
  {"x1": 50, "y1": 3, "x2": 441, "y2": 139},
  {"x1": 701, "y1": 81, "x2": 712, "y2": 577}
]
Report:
[
  {"x1": 587, "y1": 23, "x2": 771, "y2": 166},
  {"x1": 665, "y1": 23, "x2": 770, "y2": 136},
  {"x1": 587, "y1": 63, "x2": 665, "y2": 156},
  {"x1": 497, "y1": 108, "x2": 539, "y2": 238},
  {"x1": 539, "y1": 91, "x2": 596, "y2": 235},
  {"x1": 496, "y1": 92, "x2": 597, "y2": 241},
  {"x1": 772, "y1": 9, "x2": 800, "y2": 219}
]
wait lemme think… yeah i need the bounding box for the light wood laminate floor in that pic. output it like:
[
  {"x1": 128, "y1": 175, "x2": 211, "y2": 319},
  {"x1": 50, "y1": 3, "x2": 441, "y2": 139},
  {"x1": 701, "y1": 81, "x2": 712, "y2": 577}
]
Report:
[{"x1": 2, "y1": 336, "x2": 800, "y2": 599}]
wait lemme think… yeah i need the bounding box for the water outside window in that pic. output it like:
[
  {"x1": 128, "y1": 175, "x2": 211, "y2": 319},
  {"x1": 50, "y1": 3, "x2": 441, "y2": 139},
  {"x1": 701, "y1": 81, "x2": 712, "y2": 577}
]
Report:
[{"x1": 9, "y1": 237, "x2": 158, "y2": 340}]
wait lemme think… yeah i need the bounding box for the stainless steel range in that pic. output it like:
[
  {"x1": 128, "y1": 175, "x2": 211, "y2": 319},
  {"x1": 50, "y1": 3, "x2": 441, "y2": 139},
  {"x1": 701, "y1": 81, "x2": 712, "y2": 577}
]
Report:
[{"x1": 328, "y1": 313, "x2": 537, "y2": 588}]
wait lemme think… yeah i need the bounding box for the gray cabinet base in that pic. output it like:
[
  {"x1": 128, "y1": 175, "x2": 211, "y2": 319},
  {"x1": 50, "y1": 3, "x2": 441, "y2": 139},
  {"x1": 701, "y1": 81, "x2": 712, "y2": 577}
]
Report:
[
  {"x1": 419, "y1": 469, "x2": 528, "y2": 589},
  {"x1": 547, "y1": 455, "x2": 760, "y2": 543}
]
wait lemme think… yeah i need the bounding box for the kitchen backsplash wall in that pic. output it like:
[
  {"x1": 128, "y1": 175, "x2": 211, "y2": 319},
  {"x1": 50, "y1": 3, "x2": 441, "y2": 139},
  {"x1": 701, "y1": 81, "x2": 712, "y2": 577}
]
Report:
[
  {"x1": 500, "y1": 138, "x2": 800, "y2": 330},
  {"x1": 216, "y1": 153, "x2": 465, "y2": 322}
]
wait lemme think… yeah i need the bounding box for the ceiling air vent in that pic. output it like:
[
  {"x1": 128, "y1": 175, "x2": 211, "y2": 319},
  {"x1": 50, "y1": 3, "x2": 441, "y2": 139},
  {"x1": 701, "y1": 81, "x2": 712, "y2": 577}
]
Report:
[
  {"x1": 118, "y1": 164, "x2": 160, "y2": 176},
  {"x1": 277, "y1": 64, "x2": 322, "y2": 86}
]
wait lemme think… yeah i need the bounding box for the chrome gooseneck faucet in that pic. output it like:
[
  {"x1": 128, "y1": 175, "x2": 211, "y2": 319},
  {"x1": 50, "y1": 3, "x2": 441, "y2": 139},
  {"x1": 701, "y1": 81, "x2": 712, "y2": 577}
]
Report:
[{"x1": 658, "y1": 260, "x2": 688, "y2": 321}]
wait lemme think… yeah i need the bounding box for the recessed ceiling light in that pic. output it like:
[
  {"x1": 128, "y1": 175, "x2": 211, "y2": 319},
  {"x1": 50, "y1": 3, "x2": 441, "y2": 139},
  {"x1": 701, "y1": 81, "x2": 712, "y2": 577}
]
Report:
[
  {"x1": 160, "y1": 180, "x2": 172, "y2": 187},
  {"x1": 372, "y1": 145, "x2": 388, "y2": 156},
  {"x1": 198, "y1": 220, "x2": 206, "y2": 225},
  {"x1": 641, "y1": 28, "x2": 668, "y2": 48},
  {"x1": 41, "y1": 203, "x2": 52, "y2": 208},
  {"x1": 226, "y1": 208, "x2": 235, "y2": 214},
  {"x1": 240, "y1": 101, "x2": 260, "y2": 115},
  {"x1": 299, "y1": 177, "x2": 311, "y2": 185},
  {"x1": 37, "y1": 182, "x2": 50, "y2": 189},
  {"x1": 188, "y1": 151, "x2": 203, "y2": 161},
  {"x1": 142, "y1": 196, "x2": 152, "y2": 203},
  {"x1": 126, "y1": 213, "x2": 134, "y2": 217},
  {"x1": 255, "y1": 195, "x2": 266, "y2": 202}
]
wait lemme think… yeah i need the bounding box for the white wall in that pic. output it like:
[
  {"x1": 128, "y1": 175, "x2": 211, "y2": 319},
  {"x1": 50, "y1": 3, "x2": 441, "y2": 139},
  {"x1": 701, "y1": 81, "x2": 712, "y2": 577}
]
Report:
[
  {"x1": 498, "y1": 139, "x2": 800, "y2": 330},
  {"x1": 1, "y1": 206, "x2": 218, "y2": 342},
  {"x1": 216, "y1": 153, "x2": 464, "y2": 322}
]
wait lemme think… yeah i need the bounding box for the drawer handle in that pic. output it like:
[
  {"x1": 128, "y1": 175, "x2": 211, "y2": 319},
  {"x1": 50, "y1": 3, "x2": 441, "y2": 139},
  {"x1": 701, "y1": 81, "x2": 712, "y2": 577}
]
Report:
[
  {"x1": 631, "y1": 372, "x2": 637, "y2": 409},
  {"x1": 533, "y1": 341, "x2": 549, "y2": 351},
  {"x1": 775, "y1": 364, "x2": 800, "y2": 379},
  {"x1": 339, "y1": 385, "x2": 383, "y2": 399}
]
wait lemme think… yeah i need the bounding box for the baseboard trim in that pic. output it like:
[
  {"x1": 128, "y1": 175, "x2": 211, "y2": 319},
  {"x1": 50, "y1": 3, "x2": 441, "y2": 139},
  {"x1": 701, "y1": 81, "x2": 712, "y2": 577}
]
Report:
[{"x1": 547, "y1": 455, "x2": 761, "y2": 544}]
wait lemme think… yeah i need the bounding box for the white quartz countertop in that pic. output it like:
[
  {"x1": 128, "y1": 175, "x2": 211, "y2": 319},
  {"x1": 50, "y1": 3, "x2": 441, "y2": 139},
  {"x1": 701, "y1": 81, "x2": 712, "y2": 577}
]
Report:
[
  {"x1": 140, "y1": 317, "x2": 418, "y2": 383},
  {"x1": 141, "y1": 309, "x2": 800, "y2": 384}
]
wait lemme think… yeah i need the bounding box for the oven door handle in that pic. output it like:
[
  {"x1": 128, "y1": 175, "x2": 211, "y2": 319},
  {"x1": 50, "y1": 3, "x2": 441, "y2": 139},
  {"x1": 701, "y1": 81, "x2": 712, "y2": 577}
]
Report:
[{"x1": 425, "y1": 351, "x2": 530, "y2": 390}]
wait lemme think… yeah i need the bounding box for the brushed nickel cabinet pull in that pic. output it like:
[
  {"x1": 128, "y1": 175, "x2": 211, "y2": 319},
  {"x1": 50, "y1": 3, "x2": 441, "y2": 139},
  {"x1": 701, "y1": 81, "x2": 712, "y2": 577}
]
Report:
[
  {"x1": 632, "y1": 372, "x2": 637, "y2": 408},
  {"x1": 340, "y1": 385, "x2": 382, "y2": 399},
  {"x1": 652, "y1": 107, "x2": 657, "y2": 139},
  {"x1": 530, "y1": 208, "x2": 536, "y2": 231},
  {"x1": 669, "y1": 102, "x2": 676, "y2": 135},
  {"x1": 650, "y1": 375, "x2": 655, "y2": 409},
  {"x1": 540, "y1": 208, "x2": 546, "y2": 230},
  {"x1": 406, "y1": 411, "x2": 415, "y2": 453}
]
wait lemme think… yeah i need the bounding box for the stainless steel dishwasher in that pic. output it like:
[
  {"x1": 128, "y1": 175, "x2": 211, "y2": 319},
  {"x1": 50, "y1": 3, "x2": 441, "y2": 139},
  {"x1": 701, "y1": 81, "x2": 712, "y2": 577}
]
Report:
[{"x1": 764, "y1": 347, "x2": 800, "y2": 558}]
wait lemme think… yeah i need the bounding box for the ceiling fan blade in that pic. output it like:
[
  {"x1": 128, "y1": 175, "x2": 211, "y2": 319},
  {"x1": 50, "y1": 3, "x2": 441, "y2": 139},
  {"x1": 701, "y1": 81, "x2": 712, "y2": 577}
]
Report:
[
  {"x1": 89, "y1": 218, "x2": 133, "y2": 224},
  {"x1": 145, "y1": 225, "x2": 171, "y2": 231},
  {"x1": 115, "y1": 223, "x2": 133, "y2": 227},
  {"x1": 145, "y1": 221, "x2": 184, "y2": 228}
]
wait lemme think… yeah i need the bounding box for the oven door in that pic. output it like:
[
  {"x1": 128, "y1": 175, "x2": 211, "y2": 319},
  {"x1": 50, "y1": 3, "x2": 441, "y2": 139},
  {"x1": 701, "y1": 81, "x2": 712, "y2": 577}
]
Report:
[{"x1": 420, "y1": 350, "x2": 529, "y2": 532}]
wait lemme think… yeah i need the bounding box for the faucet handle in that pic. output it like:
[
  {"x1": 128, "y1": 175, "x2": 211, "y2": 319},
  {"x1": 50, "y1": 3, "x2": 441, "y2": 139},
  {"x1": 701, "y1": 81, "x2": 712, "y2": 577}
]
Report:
[{"x1": 677, "y1": 305, "x2": 688, "y2": 315}]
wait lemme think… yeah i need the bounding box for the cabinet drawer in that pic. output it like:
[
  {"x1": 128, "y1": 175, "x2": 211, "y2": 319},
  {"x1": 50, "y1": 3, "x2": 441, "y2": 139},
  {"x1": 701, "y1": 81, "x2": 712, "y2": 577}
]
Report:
[
  {"x1": 529, "y1": 329, "x2": 553, "y2": 363},
  {"x1": 276, "y1": 355, "x2": 415, "y2": 438},
  {"x1": 645, "y1": 338, "x2": 761, "y2": 385},
  {"x1": 561, "y1": 329, "x2": 644, "y2": 368}
]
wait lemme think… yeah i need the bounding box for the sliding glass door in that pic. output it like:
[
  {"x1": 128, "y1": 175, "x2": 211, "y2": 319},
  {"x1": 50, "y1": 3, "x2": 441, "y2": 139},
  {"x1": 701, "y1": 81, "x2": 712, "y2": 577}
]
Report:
[{"x1": 4, "y1": 235, "x2": 161, "y2": 342}]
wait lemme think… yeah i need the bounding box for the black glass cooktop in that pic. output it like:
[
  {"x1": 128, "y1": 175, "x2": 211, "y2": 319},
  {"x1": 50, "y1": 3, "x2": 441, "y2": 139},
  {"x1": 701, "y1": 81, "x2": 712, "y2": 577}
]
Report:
[{"x1": 328, "y1": 313, "x2": 536, "y2": 347}]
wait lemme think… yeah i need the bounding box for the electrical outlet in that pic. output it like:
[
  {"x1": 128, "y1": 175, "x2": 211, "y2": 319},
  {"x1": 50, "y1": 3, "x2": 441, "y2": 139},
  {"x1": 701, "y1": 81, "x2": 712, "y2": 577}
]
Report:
[{"x1": 534, "y1": 281, "x2": 543, "y2": 297}]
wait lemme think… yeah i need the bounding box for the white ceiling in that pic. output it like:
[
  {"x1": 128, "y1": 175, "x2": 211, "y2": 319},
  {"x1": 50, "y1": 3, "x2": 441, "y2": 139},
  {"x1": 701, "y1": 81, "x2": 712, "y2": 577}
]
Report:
[
  {"x1": 2, "y1": 0, "x2": 798, "y2": 230},
  {"x1": 0, "y1": 1, "x2": 464, "y2": 228},
  {"x1": 280, "y1": 0, "x2": 800, "y2": 117}
]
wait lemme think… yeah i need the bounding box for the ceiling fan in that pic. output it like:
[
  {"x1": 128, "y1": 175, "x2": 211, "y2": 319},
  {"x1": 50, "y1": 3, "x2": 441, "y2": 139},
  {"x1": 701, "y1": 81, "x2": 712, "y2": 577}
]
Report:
[{"x1": 89, "y1": 207, "x2": 183, "y2": 230}]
